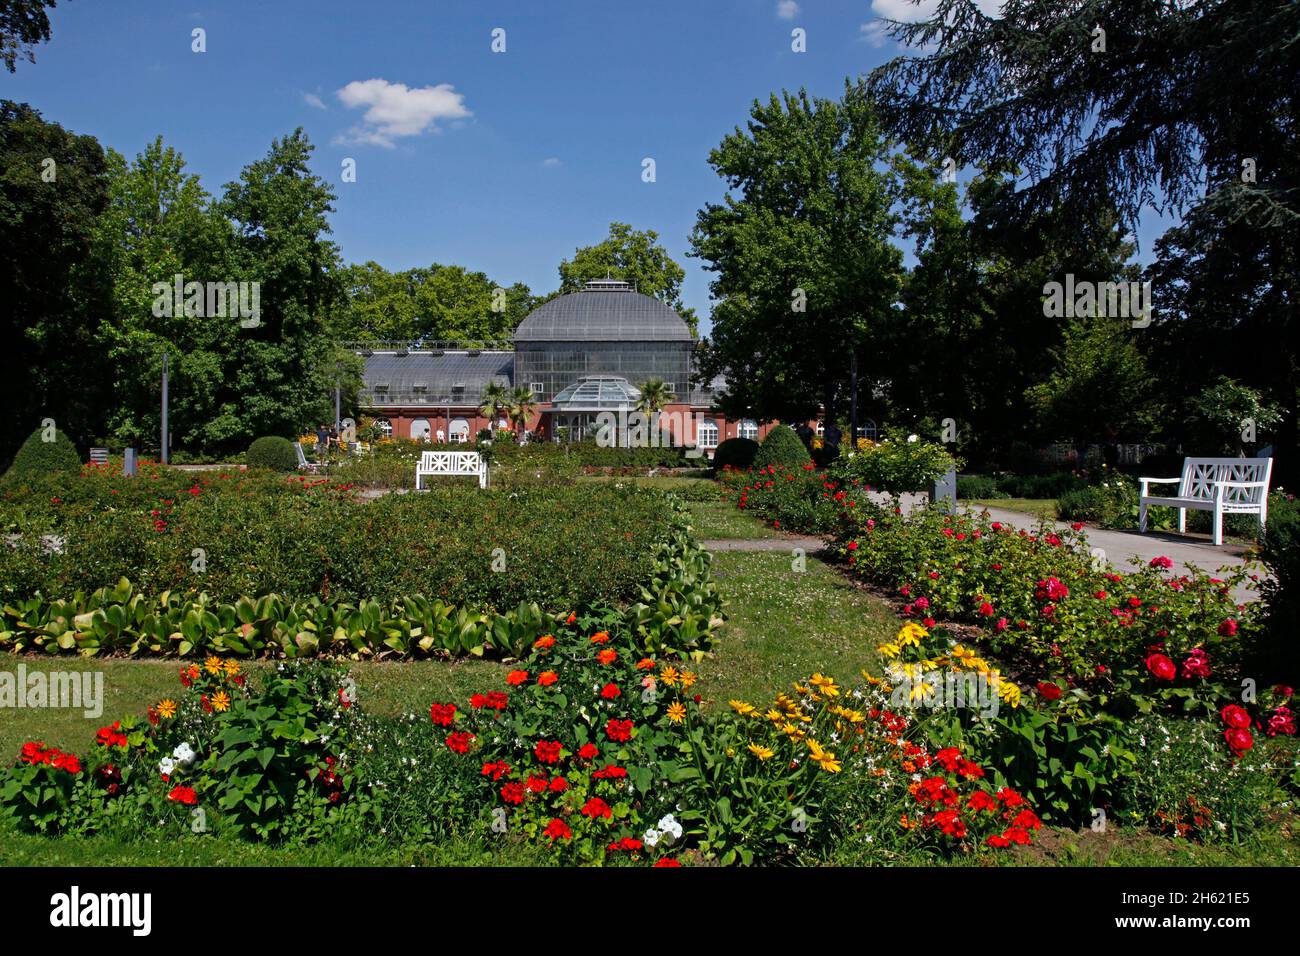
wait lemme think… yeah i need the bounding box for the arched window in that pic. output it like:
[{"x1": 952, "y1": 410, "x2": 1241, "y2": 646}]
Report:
[
  {"x1": 449, "y1": 418, "x2": 471, "y2": 443},
  {"x1": 739, "y1": 419, "x2": 758, "y2": 441},
  {"x1": 698, "y1": 418, "x2": 719, "y2": 449},
  {"x1": 375, "y1": 418, "x2": 393, "y2": 438},
  {"x1": 410, "y1": 418, "x2": 432, "y2": 442}
]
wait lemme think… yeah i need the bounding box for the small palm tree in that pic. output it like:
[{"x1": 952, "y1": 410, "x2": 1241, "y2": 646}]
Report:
[
  {"x1": 507, "y1": 386, "x2": 538, "y2": 439},
  {"x1": 479, "y1": 381, "x2": 509, "y2": 429},
  {"x1": 636, "y1": 378, "x2": 676, "y2": 434}
]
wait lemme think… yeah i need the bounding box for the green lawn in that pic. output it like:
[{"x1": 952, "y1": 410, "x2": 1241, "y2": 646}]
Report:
[
  {"x1": 967, "y1": 497, "x2": 1059, "y2": 520},
  {"x1": 696, "y1": 550, "x2": 891, "y2": 705},
  {"x1": 684, "y1": 501, "x2": 783, "y2": 540}
]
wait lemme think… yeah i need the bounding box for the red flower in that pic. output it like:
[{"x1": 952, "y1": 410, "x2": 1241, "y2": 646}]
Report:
[
  {"x1": 607, "y1": 837, "x2": 643, "y2": 853},
  {"x1": 597, "y1": 649, "x2": 618, "y2": 665},
  {"x1": 565, "y1": 612, "x2": 577, "y2": 624},
  {"x1": 1267, "y1": 706, "x2": 1296, "y2": 737},
  {"x1": 481, "y1": 760, "x2": 511, "y2": 781},
  {"x1": 469, "y1": 694, "x2": 487, "y2": 709},
  {"x1": 1224, "y1": 727, "x2": 1254, "y2": 755},
  {"x1": 591, "y1": 631, "x2": 610, "y2": 644},
  {"x1": 605, "y1": 719, "x2": 633, "y2": 742},
  {"x1": 1218, "y1": 619, "x2": 1239, "y2": 637},
  {"x1": 577, "y1": 743, "x2": 600, "y2": 760},
  {"x1": 543, "y1": 818, "x2": 572, "y2": 841},
  {"x1": 167, "y1": 785, "x2": 198, "y2": 805},
  {"x1": 592, "y1": 764, "x2": 628, "y2": 780},
  {"x1": 1037, "y1": 682, "x2": 1063, "y2": 702},
  {"x1": 534, "y1": 739, "x2": 563, "y2": 764},
  {"x1": 95, "y1": 722, "x2": 129, "y2": 749},
  {"x1": 533, "y1": 635, "x2": 556, "y2": 650},
  {"x1": 581, "y1": 797, "x2": 613, "y2": 819},
  {"x1": 1181, "y1": 648, "x2": 1211, "y2": 679},
  {"x1": 429, "y1": 702, "x2": 457, "y2": 726},
  {"x1": 549, "y1": 776, "x2": 569, "y2": 792},
  {"x1": 506, "y1": 669, "x2": 529, "y2": 686},
  {"x1": 538, "y1": 670, "x2": 559, "y2": 687},
  {"x1": 1144, "y1": 653, "x2": 1176, "y2": 681},
  {"x1": 1149, "y1": 555, "x2": 1173, "y2": 569},
  {"x1": 1220, "y1": 704, "x2": 1251, "y2": 729},
  {"x1": 653, "y1": 858, "x2": 681, "y2": 867},
  {"x1": 600, "y1": 683, "x2": 621, "y2": 700},
  {"x1": 978, "y1": 602, "x2": 994, "y2": 617},
  {"x1": 500, "y1": 782, "x2": 525, "y2": 805},
  {"x1": 967, "y1": 790, "x2": 997, "y2": 812},
  {"x1": 445, "y1": 731, "x2": 475, "y2": 754},
  {"x1": 525, "y1": 775, "x2": 549, "y2": 793}
]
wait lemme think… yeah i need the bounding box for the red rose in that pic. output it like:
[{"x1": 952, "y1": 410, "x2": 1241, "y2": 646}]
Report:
[
  {"x1": 1218, "y1": 619, "x2": 1238, "y2": 637},
  {"x1": 1144, "y1": 653, "x2": 1176, "y2": 681},
  {"x1": 1149, "y1": 555, "x2": 1173, "y2": 569},
  {"x1": 1224, "y1": 727, "x2": 1253, "y2": 754},
  {"x1": 1037, "y1": 682, "x2": 1063, "y2": 701},
  {"x1": 1220, "y1": 704, "x2": 1251, "y2": 729}
]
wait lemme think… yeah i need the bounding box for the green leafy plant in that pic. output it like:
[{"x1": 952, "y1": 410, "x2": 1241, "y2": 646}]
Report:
[{"x1": 246, "y1": 436, "x2": 299, "y2": 472}]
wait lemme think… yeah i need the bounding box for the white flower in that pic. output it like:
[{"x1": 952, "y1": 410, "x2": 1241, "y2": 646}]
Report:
[
  {"x1": 158, "y1": 757, "x2": 176, "y2": 776},
  {"x1": 643, "y1": 828, "x2": 660, "y2": 847},
  {"x1": 172, "y1": 742, "x2": 196, "y2": 767},
  {"x1": 907, "y1": 434, "x2": 918, "y2": 443}
]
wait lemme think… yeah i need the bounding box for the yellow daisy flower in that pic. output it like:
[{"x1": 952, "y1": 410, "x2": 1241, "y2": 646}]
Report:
[
  {"x1": 679, "y1": 670, "x2": 697, "y2": 690},
  {"x1": 747, "y1": 743, "x2": 775, "y2": 761},
  {"x1": 660, "y1": 666, "x2": 680, "y2": 687},
  {"x1": 729, "y1": 700, "x2": 756, "y2": 716},
  {"x1": 156, "y1": 699, "x2": 177, "y2": 719},
  {"x1": 667, "y1": 701, "x2": 687, "y2": 724},
  {"x1": 211, "y1": 691, "x2": 231, "y2": 712},
  {"x1": 204, "y1": 655, "x2": 224, "y2": 675},
  {"x1": 222, "y1": 658, "x2": 241, "y2": 677}
]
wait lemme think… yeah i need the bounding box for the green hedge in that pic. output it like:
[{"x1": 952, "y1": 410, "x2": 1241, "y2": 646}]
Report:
[
  {"x1": 752, "y1": 425, "x2": 811, "y2": 470},
  {"x1": 247, "y1": 436, "x2": 299, "y2": 472},
  {"x1": 0, "y1": 516, "x2": 723, "y2": 661},
  {"x1": 712, "y1": 437, "x2": 758, "y2": 472},
  {"x1": 6, "y1": 427, "x2": 80, "y2": 478}
]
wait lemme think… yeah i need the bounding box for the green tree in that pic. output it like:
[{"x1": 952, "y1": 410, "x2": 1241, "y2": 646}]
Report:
[
  {"x1": 210, "y1": 128, "x2": 350, "y2": 450},
  {"x1": 0, "y1": 100, "x2": 111, "y2": 463},
  {"x1": 636, "y1": 378, "x2": 675, "y2": 435},
  {"x1": 1024, "y1": 316, "x2": 1164, "y2": 447},
  {"x1": 1, "y1": 0, "x2": 58, "y2": 72},
  {"x1": 506, "y1": 386, "x2": 537, "y2": 438},
  {"x1": 690, "y1": 86, "x2": 903, "y2": 425},
  {"x1": 558, "y1": 222, "x2": 697, "y2": 334},
  {"x1": 479, "y1": 381, "x2": 510, "y2": 426}
]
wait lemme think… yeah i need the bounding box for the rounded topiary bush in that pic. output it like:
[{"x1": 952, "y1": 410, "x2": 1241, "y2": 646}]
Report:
[
  {"x1": 712, "y1": 437, "x2": 758, "y2": 472},
  {"x1": 752, "y1": 424, "x2": 811, "y2": 470},
  {"x1": 6, "y1": 425, "x2": 81, "y2": 478},
  {"x1": 247, "y1": 436, "x2": 299, "y2": 472}
]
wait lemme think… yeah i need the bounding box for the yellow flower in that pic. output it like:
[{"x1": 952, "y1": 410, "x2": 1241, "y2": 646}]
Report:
[
  {"x1": 157, "y1": 699, "x2": 177, "y2": 719},
  {"x1": 815, "y1": 754, "x2": 842, "y2": 773},
  {"x1": 996, "y1": 677, "x2": 1022, "y2": 708},
  {"x1": 781, "y1": 722, "x2": 805, "y2": 740},
  {"x1": 861, "y1": 669, "x2": 883, "y2": 686},
  {"x1": 222, "y1": 658, "x2": 241, "y2": 677},
  {"x1": 809, "y1": 673, "x2": 840, "y2": 697},
  {"x1": 204, "y1": 655, "x2": 224, "y2": 675},
  {"x1": 667, "y1": 701, "x2": 687, "y2": 724},
  {"x1": 897, "y1": 622, "x2": 929, "y2": 647},
  {"x1": 211, "y1": 691, "x2": 231, "y2": 712},
  {"x1": 793, "y1": 682, "x2": 811, "y2": 696},
  {"x1": 951, "y1": 645, "x2": 980, "y2": 668},
  {"x1": 877, "y1": 642, "x2": 901, "y2": 659},
  {"x1": 679, "y1": 670, "x2": 697, "y2": 690},
  {"x1": 765, "y1": 708, "x2": 785, "y2": 723},
  {"x1": 729, "y1": 700, "x2": 756, "y2": 716},
  {"x1": 660, "y1": 666, "x2": 680, "y2": 687},
  {"x1": 747, "y1": 743, "x2": 775, "y2": 761}
]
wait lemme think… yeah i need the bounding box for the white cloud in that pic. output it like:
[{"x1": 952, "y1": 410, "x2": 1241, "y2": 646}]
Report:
[
  {"x1": 776, "y1": 0, "x2": 800, "y2": 19},
  {"x1": 302, "y1": 92, "x2": 326, "y2": 110},
  {"x1": 861, "y1": 0, "x2": 1003, "y2": 47},
  {"x1": 335, "y1": 78, "x2": 471, "y2": 147},
  {"x1": 541, "y1": 157, "x2": 561, "y2": 168}
]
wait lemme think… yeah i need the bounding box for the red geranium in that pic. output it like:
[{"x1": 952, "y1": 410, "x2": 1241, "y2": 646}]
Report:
[
  {"x1": 577, "y1": 743, "x2": 600, "y2": 759},
  {"x1": 600, "y1": 683, "x2": 621, "y2": 700},
  {"x1": 167, "y1": 785, "x2": 198, "y2": 805},
  {"x1": 534, "y1": 739, "x2": 563, "y2": 764},
  {"x1": 543, "y1": 818, "x2": 572, "y2": 841},
  {"x1": 605, "y1": 719, "x2": 633, "y2": 742},
  {"x1": 500, "y1": 782, "x2": 526, "y2": 805},
  {"x1": 429, "y1": 702, "x2": 457, "y2": 726},
  {"x1": 581, "y1": 797, "x2": 613, "y2": 819},
  {"x1": 445, "y1": 731, "x2": 475, "y2": 754}
]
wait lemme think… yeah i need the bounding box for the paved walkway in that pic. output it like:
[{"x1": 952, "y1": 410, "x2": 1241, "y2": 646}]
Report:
[{"x1": 701, "y1": 536, "x2": 826, "y2": 553}]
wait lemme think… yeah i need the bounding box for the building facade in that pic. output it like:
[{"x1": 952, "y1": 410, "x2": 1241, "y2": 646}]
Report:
[{"x1": 357, "y1": 279, "x2": 776, "y2": 454}]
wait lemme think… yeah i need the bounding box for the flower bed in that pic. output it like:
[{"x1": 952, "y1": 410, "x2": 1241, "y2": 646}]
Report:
[{"x1": 1, "y1": 614, "x2": 1041, "y2": 865}]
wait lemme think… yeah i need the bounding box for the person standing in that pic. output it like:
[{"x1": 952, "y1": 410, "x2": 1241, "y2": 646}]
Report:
[{"x1": 315, "y1": 423, "x2": 329, "y2": 462}]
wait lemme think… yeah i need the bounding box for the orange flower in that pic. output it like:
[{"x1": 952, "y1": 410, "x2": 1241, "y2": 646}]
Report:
[
  {"x1": 590, "y1": 631, "x2": 610, "y2": 644},
  {"x1": 506, "y1": 670, "x2": 529, "y2": 686},
  {"x1": 636, "y1": 658, "x2": 656, "y2": 671},
  {"x1": 597, "y1": 649, "x2": 618, "y2": 665},
  {"x1": 538, "y1": 670, "x2": 559, "y2": 686},
  {"x1": 565, "y1": 612, "x2": 576, "y2": 624},
  {"x1": 533, "y1": 635, "x2": 556, "y2": 650}
]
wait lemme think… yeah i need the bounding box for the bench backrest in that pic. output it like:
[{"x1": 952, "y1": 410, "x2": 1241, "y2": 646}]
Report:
[
  {"x1": 293, "y1": 441, "x2": 309, "y2": 468},
  {"x1": 1179, "y1": 457, "x2": 1272, "y2": 504},
  {"x1": 417, "y1": 450, "x2": 484, "y2": 476}
]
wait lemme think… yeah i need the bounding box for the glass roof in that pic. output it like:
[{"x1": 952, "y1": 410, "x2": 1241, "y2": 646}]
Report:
[{"x1": 550, "y1": 376, "x2": 642, "y2": 408}]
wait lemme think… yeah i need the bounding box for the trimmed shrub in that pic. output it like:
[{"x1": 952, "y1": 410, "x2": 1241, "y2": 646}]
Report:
[
  {"x1": 712, "y1": 437, "x2": 758, "y2": 472},
  {"x1": 6, "y1": 426, "x2": 80, "y2": 478},
  {"x1": 247, "y1": 436, "x2": 299, "y2": 472},
  {"x1": 752, "y1": 424, "x2": 811, "y2": 470},
  {"x1": 956, "y1": 475, "x2": 1001, "y2": 499}
]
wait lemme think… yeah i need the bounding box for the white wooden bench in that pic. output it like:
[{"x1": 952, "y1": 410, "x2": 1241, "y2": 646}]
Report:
[
  {"x1": 415, "y1": 450, "x2": 488, "y2": 490},
  {"x1": 1139, "y1": 457, "x2": 1272, "y2": 545}
]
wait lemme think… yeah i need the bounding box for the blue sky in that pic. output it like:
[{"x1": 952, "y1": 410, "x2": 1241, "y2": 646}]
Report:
[{"x1": 7, "y1": 0, "x2": 1173, "y2": 330}]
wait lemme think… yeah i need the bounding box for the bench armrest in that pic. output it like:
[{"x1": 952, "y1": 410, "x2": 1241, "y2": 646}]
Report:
[{"x1": 1138, "y1": 476, "x2": 1180, "y2": 485}]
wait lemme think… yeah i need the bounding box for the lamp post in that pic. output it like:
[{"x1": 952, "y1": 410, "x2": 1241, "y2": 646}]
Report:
[{"x1": 161, "y1": 351, "x2": 170, "y2": 465}]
